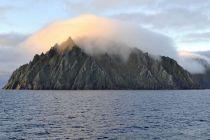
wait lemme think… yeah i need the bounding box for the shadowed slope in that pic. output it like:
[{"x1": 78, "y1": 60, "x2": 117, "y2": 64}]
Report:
[{"x1": 4, "y1": 38, "x2": 198, "y2": 90}]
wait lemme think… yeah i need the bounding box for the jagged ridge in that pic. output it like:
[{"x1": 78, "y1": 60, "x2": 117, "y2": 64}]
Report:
[{"x1": 4, "y1": 40, "x2": 199, "y2": 90}]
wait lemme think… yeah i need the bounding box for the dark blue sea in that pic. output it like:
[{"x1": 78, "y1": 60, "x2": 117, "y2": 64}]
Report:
[{"x1": 1, "y1": 90, "x2": 210, "y2": 140}]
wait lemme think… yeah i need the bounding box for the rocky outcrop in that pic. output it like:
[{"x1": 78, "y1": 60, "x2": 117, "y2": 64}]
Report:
[{"x1": 4, "y1": 39, "x2": 199, "y2": 90}]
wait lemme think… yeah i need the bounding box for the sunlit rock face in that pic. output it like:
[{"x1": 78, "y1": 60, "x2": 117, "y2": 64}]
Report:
[{"x1": 4, "y1": 38, "x2": 198, "y2": 90}]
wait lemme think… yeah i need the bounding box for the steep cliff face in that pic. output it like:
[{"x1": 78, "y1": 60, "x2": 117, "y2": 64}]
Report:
[{"x1": 4, "y1": 40, "x2": 198, "y2": 90}]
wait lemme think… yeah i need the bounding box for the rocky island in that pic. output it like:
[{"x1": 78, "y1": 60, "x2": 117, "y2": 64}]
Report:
[{"x1": 4, "y1": 37, "x2": 201, "y2": 90}]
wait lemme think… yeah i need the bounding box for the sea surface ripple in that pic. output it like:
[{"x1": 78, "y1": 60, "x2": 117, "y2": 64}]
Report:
[{"x1": 1, "y1": 90, "x2": 210, "y2": 139}]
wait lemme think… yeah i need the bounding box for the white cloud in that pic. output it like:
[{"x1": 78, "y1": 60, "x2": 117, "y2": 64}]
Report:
[
  {"x1": 178, "y1": 51, "x2": 210, "y2": 74},
  {"x1": 0, "y1": 33, "x2": 30, "y2": 77},
  {"x1": 0, "y1": 5, "x2": 12, "y2": 19},
  {"x1": 0, "y1": 33, "x2": 28, "y2": 46},
  {"x1": 114, "y1": 7, "x2": 210, "y2": 32},
  {"x1": 64, "y1": 0, "x2": 210, "y2": 52},
  {"x1": 182, "y1": 32, "x2": 210, "y2": 42},
  {"x1": 23, "y1": 14, "x2": 210, "y2": 74},
  {"x1": 23, "y1": 14, "x2": 177, "y2": 60}
]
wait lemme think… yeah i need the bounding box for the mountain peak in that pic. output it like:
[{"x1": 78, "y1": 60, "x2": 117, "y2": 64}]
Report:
[{"x1": 59, "y1": 36, "x2": 76, "y2": 52}]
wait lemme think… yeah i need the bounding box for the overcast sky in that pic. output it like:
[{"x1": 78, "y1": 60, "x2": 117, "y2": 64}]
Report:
[{"x1": 1, "y1": 0, "x2": 210, "y2": 86}]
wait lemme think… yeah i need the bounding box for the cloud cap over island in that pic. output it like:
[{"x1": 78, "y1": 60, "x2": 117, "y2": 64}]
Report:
[
  {"x1": 1, "y1": 0, "x2": 210, "y2": 87},
  {"x1": 22, "y1": 14, "x2": 205, "y2": 74}
]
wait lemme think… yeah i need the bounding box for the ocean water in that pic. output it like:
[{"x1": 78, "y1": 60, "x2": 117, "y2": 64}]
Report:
[{"x1": 0, "y1": 90, "x2": 210, "y2": 140}]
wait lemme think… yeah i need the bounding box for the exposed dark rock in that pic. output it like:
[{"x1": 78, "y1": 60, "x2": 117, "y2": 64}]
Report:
[{"x1": 4, "y1": 39, "x2": 199, "y2": 90}]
